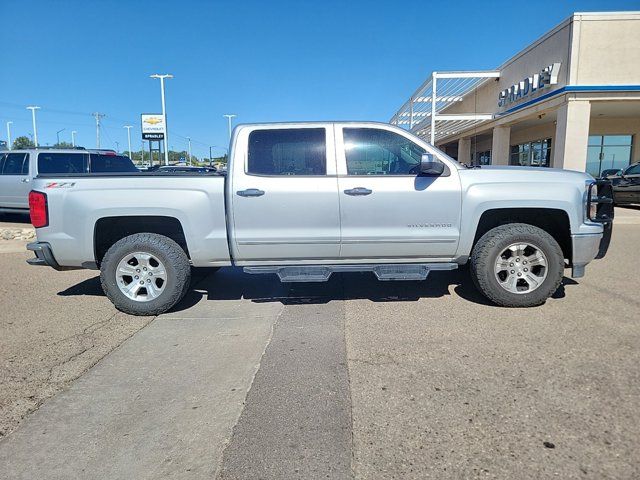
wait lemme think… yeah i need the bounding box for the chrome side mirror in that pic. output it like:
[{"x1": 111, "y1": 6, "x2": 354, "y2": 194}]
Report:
[{"x1": 420, "y1": 153, "x2": 445, "y2": 175}]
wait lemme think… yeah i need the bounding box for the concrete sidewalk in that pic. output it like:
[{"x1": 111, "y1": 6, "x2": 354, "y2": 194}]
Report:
[{"x1": 0, "y1": 271, "x2": 284, "y2": 479}]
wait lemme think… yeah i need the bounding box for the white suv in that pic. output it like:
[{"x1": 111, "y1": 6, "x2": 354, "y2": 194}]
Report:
[{"x1": 0, "y1": 148, "x2": 138, "y2": 213}]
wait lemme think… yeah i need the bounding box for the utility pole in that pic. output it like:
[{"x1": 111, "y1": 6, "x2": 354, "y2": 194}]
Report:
[
  {"x1": 6, "y1": 121, "x2": 12, "y2": 148},
  {"x1": 56, "y1": 128, "x2": 65, "y2": 145},
  {"x1": 123, "y1": 125, "x2": 133, "y2": 158},
  {"x1": 223, "y1": 114, "x2": 236, "y2": 140},
  {"x1": 115, "y1": 141, "x2": 120, "y2": 153},
  {"x1": 92, "y1": 112, "x2": 105, "y2": 148},
  {"x1": 187, "y1": 137, "x2": 192, "y2": 165},
  {"x1": 26, "y1": 106, "x2": 41, "y2": 147},
  {"x1": 150, "y1": 74, "x2": 173, "y2": 165},
  {"x1": 71, "y1": 130, "x2": 77, "y2": 147},
  {"x1": 209, "y1": 146, "x2": 213, "y2": 165},
  {"x1": 141, "y1": 141, "x2": 145, "y2": 165}
]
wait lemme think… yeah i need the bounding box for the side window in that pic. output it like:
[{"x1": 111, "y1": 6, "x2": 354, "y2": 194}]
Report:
[
  {"x1": 89, "y1": 154, "x2": 138, "y2": 173},
  {"x1": 625, "y1": 164, "x2": 640, "y2": 175},
  {"x1": 343, "y1": 128, "x2": 426, "y2": 175},
  {"x1": 247, "y1": 128, "x2": 326, "y2": 175},
  {"x1": 1, "y1": 153, "x2": 28, "y2": 175},
  {"x1": 37, "y1": 153, "x2": 88, "y2": 174}
]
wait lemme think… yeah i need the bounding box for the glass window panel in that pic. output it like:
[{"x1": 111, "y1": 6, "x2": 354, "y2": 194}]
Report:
[
  {"x1": 625, "y1": 163, "x2": 640, "y2": 175},
  {"x1": 247, "y1": 128, "x2": 326, "y2": 176},
  {"x1": 601, "y1": 146, "x2": 632, "y2": 172},
  {"x1": 37, "y1": 153, "x2": 88, "y2": 174},
  {"x1": 588, "y1": 135, "x2": 603, "y2": 146},
  {"x1": 602, "y1": 135, "x2": 632, "y2": 146},
  {"x1": 586, "y1": 146, "x2": 602, "y2": 177},
  {"x1": 2, "y1": 153, "x2": 28, "y2": 175},
  {"x1": 343, "y1": 128, "x2": 425, "y2": 175}
]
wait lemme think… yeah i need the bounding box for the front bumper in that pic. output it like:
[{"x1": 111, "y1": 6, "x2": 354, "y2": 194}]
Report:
[{"x1": 570, "y1": 223, "x2": 612, "y2": 278}]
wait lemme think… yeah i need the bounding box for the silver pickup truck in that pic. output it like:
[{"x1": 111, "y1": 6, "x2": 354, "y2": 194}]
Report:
[{"x1": 26, "y1": 122, "x2": 614, "y2": 315}]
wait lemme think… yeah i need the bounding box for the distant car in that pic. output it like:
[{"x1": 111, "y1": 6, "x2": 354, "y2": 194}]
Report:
[
  {"x1": 605, "y1": 162, "x2": 640, "y2": 205},
  {"x1": 157, "y1": 165, "x2": 217, "y2": 173},
  {"x1": 0, "y1": 149, "x2": 138, "y2": 213},
  {"x1": 600, "y1": 168, "x2": 622, "y2": 178}
]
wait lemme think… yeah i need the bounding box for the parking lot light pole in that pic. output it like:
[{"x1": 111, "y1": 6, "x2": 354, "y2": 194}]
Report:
[
  {"x1": 150, "y1": 74, "x2": 173, "y2": 165},
  {"x1": 223, "y1": 114, "x2": 236, "y2": 140},
  {"x1": 187, "y1": 137, "x2": 192, "y2": 165},
  {"x1": 6, "y1": 121, "x2": 12, "y2": 148},
  {"x1": 123, "y1": 125, "x2": 133, "y2": 159},
  {"x1": 26, "y1": 106, "x2": 40, "y2": 147},
  {"x1": 71, "y1": 130, "x2": 77, "y2": 147},
  {"x1": 56, "y1": 128, "x2": 65, "y2": 145}
]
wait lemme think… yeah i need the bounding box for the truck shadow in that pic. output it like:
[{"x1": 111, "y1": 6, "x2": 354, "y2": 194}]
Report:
[{"x1": 58, "y1": 266, "x2": 579, "y2": 312}]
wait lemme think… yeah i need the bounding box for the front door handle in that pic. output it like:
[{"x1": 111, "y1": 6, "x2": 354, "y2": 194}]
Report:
[
  {"x1": 344, "y1": 187, "x2": 372, "y2": 196},
  {"x1": 21, "y1": 178, "x2": 30, "y2": 183},
  {"x1": 237, "y1": 188, "x2": 265, "y2": 197}
]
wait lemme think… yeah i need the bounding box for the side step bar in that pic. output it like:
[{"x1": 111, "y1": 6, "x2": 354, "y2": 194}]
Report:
[{"x1": 243, "y1": 263, "x2": 458, "y2": 282}]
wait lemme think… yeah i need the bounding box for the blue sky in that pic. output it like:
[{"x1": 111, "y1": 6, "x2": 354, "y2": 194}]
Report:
[{"x1": 1, "y1": 0, "x2": 638, "y2": 158}]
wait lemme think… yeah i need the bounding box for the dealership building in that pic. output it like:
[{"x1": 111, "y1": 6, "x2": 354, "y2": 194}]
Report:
[{"x1": 391, "y1": 11, "x2": 640, "y2": 177}]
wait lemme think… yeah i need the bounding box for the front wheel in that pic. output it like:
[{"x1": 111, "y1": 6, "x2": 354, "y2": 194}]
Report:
[
  {"x1": 100, "y1": 233, "x2": 191, "y2": 316},
  {"x1": 470, "y1": 223, "x2": 564, "y2": 307}
]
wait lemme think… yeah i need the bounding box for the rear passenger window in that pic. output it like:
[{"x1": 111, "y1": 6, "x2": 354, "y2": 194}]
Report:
[
  {"x1": 89, "y1": 154, "x2": 139, "y2": 173},
  {"x1": 1, "y1": 153, "x2": 28, "y2": 175},
  {"x1": 38, "y1": 153, "x2": 88, "y2": 174},
  {"x1": 247, "y1": 128, "x2": 326, "y2": 175}
]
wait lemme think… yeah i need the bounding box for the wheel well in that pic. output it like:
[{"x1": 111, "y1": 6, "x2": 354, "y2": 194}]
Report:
[
  {"x1": 94, "y1": 216, "x2": 189, "y2": 264},
  {"x1": 473, "y1": 208, "x2": 572, "y2": 261}
]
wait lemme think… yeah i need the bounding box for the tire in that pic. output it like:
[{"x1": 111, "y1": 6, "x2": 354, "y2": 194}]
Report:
[
  {"x1": 100, "y1": 233, "x2": 191, "y2": 316},
  {"x1": 470, "y1": 223, "x2": 564, "y2": 307}
]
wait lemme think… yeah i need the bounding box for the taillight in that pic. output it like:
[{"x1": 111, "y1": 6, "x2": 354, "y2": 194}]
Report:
[{"x1": 29, "y1": 191, "x2": 49, "y2": 228}]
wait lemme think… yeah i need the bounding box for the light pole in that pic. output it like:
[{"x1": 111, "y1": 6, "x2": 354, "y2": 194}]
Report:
[
  {"x1": 56, "y1": 128, "x2": 65, "y2": 145},
  {"x1": 26, "y1": 106, "x2": 40, "y2": 147},
  {"x1": 150, "y1": 74, "x2": 173, "y2": 165},
  {"x1": 71, "y1": 130, "x2": 77, "y2": 147},
  {"x1": 123, "y1": 125, "x2": 133, "y2": 158},
  {"x1": 92, "y1": 112, "x2": 105, "y2": 148},
  {"x1": 187, "y1": 137, "x2": 192, "y2": 165},
  {"x1": 223, "y1": 114, "x2": 236, "y2": 140},
  {"x1": 115, "y1": 141, "x2": 120, "y2": 153},
  {"x1": 6, "y1": 121, "x2": 12, "y2": 148}
]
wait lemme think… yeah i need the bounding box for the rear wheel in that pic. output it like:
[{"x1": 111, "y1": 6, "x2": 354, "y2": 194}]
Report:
[
  {"x1": 470, "y1": 223, "x2": 564, "y2": 307},
  {"x1": 100, "y1": 233, "x2": 191, "y2": 316}
]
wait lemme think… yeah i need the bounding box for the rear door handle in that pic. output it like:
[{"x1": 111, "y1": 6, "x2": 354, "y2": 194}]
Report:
[
  {"x1": 237, "y1": 188, "x2": 265, "y2": 197},
  {"x1": 344, "y1": 187, "x2": 372, "y2": 196}
]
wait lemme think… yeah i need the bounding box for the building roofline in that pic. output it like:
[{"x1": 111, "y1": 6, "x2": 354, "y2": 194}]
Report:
[{"x1": 496, "y1": 11, "x2": 640, "y2": 72}]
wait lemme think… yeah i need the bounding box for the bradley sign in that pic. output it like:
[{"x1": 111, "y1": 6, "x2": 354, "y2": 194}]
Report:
[{"x1": 498, "y1": 62, "x2": 561, "y2": 108}]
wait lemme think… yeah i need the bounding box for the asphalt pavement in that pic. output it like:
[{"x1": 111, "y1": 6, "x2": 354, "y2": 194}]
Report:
[{"x1": 0, "y1": 214, "x2": 639, "y2": 479}]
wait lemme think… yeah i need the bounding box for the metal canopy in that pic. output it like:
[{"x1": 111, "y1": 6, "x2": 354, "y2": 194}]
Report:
[{"x1": 390, "y1": 71, "x2": 500, "y2": 144}]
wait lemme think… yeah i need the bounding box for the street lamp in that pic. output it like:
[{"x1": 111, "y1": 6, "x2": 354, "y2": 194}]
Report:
[
  {"x1": 123, "y1": 125, "x2": 133, "y2": 159},
  {"x1": 150, "y1": 73, "x2": 173, "y2": 165},
  {"x1": 223, "y1": 114, "x2": 237, "y2": 140},
  {"x1": 187, "y1": 137, "x2": 192, "y2": 165},
  {"x1": 71, "y1": 131, "x2": 77, "y2": 147},
  {"x1": 56, "y1": 128, "x2": 65, "y2": 145},
  {"x1": 6, "y1": 121, "x2": 12, "y2": 148},
  {"x1": 115, "y1": 141, "x2": 120, "y2": 153},
  {"x1": 26, "y1": 106, "x2": 41, "y2": 147}
]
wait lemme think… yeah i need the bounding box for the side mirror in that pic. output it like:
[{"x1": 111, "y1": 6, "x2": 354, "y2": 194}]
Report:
[{"x1": 420, "y1": 153, "x2": 445, "y2": 175}]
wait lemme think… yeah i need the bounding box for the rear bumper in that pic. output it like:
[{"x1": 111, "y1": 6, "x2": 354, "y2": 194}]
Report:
[{"x1": 26, "y1": 241, "x2": 68, "y2": 271}]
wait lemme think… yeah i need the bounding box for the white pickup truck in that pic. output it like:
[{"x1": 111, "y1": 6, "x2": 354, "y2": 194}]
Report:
[{"x1": 26, "y1": 122, "x2": 613, "y2": 315}]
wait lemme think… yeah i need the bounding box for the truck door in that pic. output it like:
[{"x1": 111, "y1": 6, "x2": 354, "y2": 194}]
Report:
[
  {"x1": 0, "y1": 152, "x2": 30, "y2": 210},
  {"x1": 336, "y1": 125, "x2": 461, "y2": 260},
  {"x1": 230, "y1": 126, "x2": 341, "y2": 262}
]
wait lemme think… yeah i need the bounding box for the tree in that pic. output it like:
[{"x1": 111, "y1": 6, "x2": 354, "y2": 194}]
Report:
[
  {"x1": 12, "y1": 136, "x2": 34, "y2": 149},
  {"x1": 53, "y1": 141, "x2": 74, "y2": 149}
]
